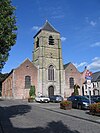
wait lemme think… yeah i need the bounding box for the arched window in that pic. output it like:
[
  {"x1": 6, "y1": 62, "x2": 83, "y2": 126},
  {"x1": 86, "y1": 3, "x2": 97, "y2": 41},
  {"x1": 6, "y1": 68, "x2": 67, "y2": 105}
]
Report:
[
  {"x1": 36, "y1": 37, "x2": 39, "y2": 48},
  {"x1": 69, "y1": 77, "x2": 74, "y2": 89},
  {"x1": 49, "y1": 35, "x2": 54, "y2": 45},
  {"x1": 25, "y1": 76, "x2": 31, "y2": 88},
  {"x1": 48, "y1": 65, "x2": 54, "y2": 81}
]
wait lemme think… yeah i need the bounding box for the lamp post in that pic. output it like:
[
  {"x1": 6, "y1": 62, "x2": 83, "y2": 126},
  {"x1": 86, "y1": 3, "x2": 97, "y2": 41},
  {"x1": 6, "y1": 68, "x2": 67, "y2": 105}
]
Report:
[
  {"x1": 85, "y1": 70, "x2": 92, "y2": 105},
  {"x1": 87, "y1": 79, "x2": 92, "y2": 104}
]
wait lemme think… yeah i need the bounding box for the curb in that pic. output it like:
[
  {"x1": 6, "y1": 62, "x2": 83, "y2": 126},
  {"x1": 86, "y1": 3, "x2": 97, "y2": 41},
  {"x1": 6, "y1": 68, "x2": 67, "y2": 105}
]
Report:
[{"x1": 41, "y1": 107, "x2": 100, "y2": 124}]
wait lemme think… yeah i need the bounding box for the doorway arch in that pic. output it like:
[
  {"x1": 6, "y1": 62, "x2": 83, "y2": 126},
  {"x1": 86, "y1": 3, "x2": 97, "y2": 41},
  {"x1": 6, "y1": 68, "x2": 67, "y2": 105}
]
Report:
[{"x1": 48, "y1": 85, "x2": 54, "y2": 97}]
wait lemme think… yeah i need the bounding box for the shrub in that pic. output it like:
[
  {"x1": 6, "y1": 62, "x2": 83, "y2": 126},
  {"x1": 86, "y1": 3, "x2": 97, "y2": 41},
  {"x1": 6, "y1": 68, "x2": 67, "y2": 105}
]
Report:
[
  {"x1": 60, "y1": 100, "x2": 72, "y2": 106},
  {"x1": 28, "y1": 85, "x2": 35, "y2": 102},
  {"x1": 73, "y1": 84, "x2": 80, "y2": 96},
  {"x1": 29, "y1": 85, "x2": 35, "y2": 97},
  {"x1": 89, "y1": 102, "x2": 100, "y2": 115},
  {"x1": 60, "y1": 100, "x2": 72, "y2": 110}
]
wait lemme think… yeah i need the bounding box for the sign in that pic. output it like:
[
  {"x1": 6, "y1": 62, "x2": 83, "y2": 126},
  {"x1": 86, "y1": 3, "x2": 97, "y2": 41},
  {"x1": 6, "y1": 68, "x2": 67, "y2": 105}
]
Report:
[
  {"x1": 85, "y1": 76, "x2": 92, "y2": 80},
  {"x1": 85, "y1": 70, "x2": 92, "y2": 80},
  {"x1": 87, "y1": 80, "x2": 91, "y2": 86}
]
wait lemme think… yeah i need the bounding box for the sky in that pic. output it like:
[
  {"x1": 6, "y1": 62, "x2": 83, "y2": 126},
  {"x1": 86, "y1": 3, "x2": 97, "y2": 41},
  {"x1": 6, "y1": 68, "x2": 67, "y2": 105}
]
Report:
[{"x1": 2, "y1": 0, "x2": 100, "y2": 73}]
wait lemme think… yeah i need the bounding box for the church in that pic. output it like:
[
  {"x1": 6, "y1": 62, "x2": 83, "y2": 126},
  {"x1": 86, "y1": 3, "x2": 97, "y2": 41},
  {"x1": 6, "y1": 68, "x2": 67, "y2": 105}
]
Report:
[{"x1": 2, "y1": 21, "x2": 86, "y2": 99}]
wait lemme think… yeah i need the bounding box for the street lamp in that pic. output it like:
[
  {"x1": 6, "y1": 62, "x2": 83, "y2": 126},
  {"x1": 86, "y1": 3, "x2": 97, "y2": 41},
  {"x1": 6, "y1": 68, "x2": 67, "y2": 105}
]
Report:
[{"x1": 85, "y1": 70, "x2": 92, "y2": 105}]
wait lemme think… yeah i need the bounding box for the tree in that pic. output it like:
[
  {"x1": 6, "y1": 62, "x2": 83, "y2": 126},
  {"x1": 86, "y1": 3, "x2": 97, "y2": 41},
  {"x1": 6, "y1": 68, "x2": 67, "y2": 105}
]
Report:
[
  {"x1": 0, "y1": 0, "x2": 17, "y2": 71},
  {"x1": 73, "y1": 84, "x2": 80, "y2": 96},
  {"x1": 29, "y1": 85, "x2": 35, "y2": 98}
]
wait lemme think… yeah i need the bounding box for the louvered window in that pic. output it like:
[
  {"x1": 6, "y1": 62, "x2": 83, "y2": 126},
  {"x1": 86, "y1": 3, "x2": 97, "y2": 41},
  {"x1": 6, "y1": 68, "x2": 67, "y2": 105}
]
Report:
[
  {"x1": 49, "y1": 36, "x2": 54, "y2": 45},
  {"x1": 36, "y1": 37, "x2": 39, "y2": 48}
]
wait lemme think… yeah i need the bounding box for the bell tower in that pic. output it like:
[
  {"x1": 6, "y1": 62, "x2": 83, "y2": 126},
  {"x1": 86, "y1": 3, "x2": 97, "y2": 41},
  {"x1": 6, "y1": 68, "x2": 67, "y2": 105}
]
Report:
[{"x1": 33, "y1": 21, "x2": 65, "y2": 97}]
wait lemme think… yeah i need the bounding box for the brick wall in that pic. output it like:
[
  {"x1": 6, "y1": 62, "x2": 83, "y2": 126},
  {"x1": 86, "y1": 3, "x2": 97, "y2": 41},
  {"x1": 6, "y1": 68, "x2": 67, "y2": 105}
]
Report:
[{"x1": 2, "y1": 59, "x2": 38, "y2": 99}]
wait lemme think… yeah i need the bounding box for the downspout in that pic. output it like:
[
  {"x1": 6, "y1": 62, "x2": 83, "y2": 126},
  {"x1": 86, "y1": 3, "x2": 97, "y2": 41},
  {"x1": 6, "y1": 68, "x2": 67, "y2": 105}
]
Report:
[
  {"x1": 41, "y1": 36, "x2": 44, "y2": 95},
  {"x1": 58, "y1": 39, "x2": 61, "y2": 94}
]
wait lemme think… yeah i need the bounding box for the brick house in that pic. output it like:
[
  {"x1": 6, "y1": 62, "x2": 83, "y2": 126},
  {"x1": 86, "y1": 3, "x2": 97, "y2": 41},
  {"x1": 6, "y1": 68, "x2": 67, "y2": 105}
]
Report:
[
  {"x1": 2, "y1": 59, "x2": 37, "y2": 99},
  {"x1": 64, "y1": 62, "x2": 86, "y2": 97}
]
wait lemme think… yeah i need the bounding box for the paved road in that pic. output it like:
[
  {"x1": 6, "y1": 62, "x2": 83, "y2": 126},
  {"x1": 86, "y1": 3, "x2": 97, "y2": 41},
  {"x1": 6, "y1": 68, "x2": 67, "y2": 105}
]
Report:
[{"x1": 0, "y1": 99, "x2": 100, "y2": 133}]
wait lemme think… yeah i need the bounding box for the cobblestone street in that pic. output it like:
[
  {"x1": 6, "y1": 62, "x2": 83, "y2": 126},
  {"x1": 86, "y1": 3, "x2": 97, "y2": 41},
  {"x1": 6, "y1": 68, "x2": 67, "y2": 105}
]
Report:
[{"x1": 0, "y1": 99, "x2": 100, "y2": 133}]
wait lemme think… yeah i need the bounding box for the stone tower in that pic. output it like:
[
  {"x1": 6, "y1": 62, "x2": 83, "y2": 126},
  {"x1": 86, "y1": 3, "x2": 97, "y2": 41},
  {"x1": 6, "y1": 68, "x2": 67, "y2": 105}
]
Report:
[{"x1": 33, "y1": 21, "x2": 65, "y2": 97}]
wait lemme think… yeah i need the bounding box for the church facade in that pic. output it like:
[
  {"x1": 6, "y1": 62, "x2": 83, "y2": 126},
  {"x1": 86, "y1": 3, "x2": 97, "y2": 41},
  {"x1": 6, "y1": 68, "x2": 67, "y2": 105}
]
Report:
[
  {"x1": 32, "y1": 21, "x2": 65, "y2": 97},
  {"x1": 2, "y1": 21, "x2": 86, "y2": 99}
]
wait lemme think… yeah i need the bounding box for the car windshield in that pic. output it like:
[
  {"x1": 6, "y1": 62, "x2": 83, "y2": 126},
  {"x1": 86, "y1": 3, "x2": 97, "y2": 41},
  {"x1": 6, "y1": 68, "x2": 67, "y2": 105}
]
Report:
[
  {"x1": 80, "y1": 96, "x2": 89, "y2": 100},
  {"x1": 40, "y1": 96, "x2": 45, "y2": 97}
]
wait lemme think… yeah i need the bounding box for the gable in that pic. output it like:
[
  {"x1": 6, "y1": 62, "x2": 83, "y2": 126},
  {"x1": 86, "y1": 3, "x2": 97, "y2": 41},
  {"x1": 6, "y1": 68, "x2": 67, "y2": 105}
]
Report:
[
  {"x1": 64, "y1": 63, "x2": 80, "y2": 74},
  {"x1": 15, "y1": 59, "x2": 37, "y2": 72}
]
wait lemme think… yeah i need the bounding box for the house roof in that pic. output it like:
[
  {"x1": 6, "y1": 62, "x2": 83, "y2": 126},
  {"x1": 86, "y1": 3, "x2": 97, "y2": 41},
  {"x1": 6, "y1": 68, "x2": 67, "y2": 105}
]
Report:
[
  {"x1": 34, "y1": 21, "x2": 59, "y2": 38},
  {"x1": 2, "y1": 58, "x2": 37, "y2": 82},
  {"x1": 92, "y1": 71, "x2": 100, "y2": 82},
  {"x1": 42, "y1": 21, "x2": 59, "y2": 33},
  {"x1": 63, "y1": 62, "x2": 71, "y2": 69}
]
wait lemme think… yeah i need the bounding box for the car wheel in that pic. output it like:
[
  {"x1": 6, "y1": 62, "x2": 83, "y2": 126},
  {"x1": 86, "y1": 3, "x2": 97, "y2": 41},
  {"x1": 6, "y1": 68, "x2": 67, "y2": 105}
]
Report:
[
  {"x1": 40, "y1": 100, "x2": 42, "y2": 103},
  {"x1": 78, "y1": 104, "x2": 82, "y2": 110}
]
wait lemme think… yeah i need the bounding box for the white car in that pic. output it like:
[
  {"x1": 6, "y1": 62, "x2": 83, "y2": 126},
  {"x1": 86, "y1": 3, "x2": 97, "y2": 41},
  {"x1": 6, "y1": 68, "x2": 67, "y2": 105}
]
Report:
[{"x1": 35, "y1": 96, "x2": 50, "y2": 103}]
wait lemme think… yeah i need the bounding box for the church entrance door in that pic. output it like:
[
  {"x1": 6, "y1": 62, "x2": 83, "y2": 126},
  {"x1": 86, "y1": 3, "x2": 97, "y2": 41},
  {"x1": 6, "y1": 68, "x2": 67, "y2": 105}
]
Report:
[{"x1": 48, "y1": 86, "x2": 54, "y2": 97}]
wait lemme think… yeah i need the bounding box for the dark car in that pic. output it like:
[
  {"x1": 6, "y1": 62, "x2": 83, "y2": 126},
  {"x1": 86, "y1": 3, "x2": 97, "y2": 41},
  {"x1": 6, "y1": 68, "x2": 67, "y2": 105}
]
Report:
[
  {"x1": 67, "y1": 95, "x2": 94, "y2": 109},
  {"x1": 91, "y1": 95, "x2": 100, "y2": 103},
  {"x1": 84, "y1": 95, "x2": 100, "y2": 103},
  {"x1": 49, "y1": 95, "x2": 63, "y2": 102}
]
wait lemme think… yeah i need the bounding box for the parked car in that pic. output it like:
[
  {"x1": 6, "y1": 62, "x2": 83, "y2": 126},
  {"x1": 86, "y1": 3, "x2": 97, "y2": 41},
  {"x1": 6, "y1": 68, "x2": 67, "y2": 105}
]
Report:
[
  {"x1": 49, "y1": 95, "x2": 63, "y2": 102},
  {"x1": 84, "y1": 95, "x2": 100, "y2": 103},
  {"x1": 67, "y1": 95, "x2": 95, "y2": 109},
  {"x1": 35, "y1": 96, "x2": 50, "y2": 103},
  {"x1": 91, "y1": 95, "x2": 100, "y2": 103}
]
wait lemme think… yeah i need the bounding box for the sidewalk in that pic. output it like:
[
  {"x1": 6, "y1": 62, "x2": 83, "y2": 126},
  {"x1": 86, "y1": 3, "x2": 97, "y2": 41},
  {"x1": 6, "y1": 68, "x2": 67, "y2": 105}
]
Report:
[
  {"x1": 27, "y1": 101, "x2": 100, "y2": 124},
  {"x1": 41, "y1": 105, "x2": 100, "y2": 124}
]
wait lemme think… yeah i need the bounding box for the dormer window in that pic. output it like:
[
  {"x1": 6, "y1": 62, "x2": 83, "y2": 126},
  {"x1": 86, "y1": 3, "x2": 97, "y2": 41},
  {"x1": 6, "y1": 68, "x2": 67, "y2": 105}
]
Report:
[
  {"x1": 49, "y1": 35, "x2": 54, "y2": 45},
  {"x1": 36, "y1": 37, "x2": 39, "y2": 48}
]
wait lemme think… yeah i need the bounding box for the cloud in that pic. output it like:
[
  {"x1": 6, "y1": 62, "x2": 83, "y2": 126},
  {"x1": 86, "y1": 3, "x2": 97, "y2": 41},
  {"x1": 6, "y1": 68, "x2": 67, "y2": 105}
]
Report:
[
  {"x1": 73, "y1": 57, "x2": 100, "y2": 72},
  {"x1": 37, "y1": 1, "x2": 65, "y2": 20},
  {"x1": 73, "y1": 62, "x2": 87, "y2": 68},
  {"x1": 32, "y1": 26, "x2": 41, "y2": 32},
  {"x1": 90, "y1": 42, "x2": 100, "y2": 47},
  {"x1": 85, "y1": 17, "x2": 97, "y2": 26},
  {"x1": 51, "y1": 15, "x2": 64, "y2": 19},
  {"x1": 87, "y1": 57, "x2": 100, "y2": 71},
  {"x1": 61, "y1": 37, "x2": 67, "y2": 42},
  {"x1": 90, "y1": 21, "x2": 96, "y2": 26}
]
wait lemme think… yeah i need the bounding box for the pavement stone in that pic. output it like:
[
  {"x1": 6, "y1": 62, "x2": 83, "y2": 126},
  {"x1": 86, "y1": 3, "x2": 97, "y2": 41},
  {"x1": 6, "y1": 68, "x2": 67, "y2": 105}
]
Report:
[
  {"x1": 32, "y1": 102, "x2": 100, "y2": 124},
  {"x1": 0, "y1": 99, "x2": 100, "y2": 133}
]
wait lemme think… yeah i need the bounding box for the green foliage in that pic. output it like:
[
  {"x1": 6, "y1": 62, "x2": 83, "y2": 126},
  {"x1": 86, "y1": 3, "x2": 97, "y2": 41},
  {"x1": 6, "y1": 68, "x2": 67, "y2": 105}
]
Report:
[
  {"x1": 73, "y1": 84, "x2": 80, "y2": 96},
  {"x1": 29, "y1": 85, "x2": 35, "y2": 97},
  {"x1": 0, "y1": 0, "x2": 17, "y2": 71}
]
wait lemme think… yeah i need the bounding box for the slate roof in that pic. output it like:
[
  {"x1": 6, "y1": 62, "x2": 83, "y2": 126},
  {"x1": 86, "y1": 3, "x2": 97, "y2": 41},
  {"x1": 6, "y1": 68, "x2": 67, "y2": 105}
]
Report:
[
  {"x1": 34, "y1": 21, "x2": 59, "y2": 38},
  {"x1": 92, "y1": 71, "x2": 100, "y2": 82},
  {"x1": 42, "y1": 21, "x2": 59, "y2": 33},
  {"x1": 63, "y1": 62, "x2": 71, "y2": 69}
]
